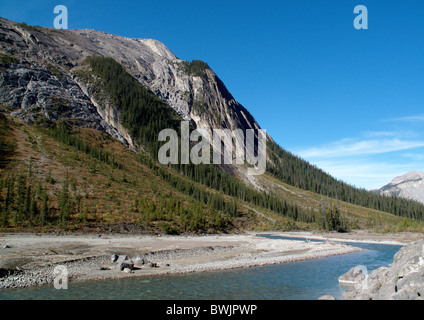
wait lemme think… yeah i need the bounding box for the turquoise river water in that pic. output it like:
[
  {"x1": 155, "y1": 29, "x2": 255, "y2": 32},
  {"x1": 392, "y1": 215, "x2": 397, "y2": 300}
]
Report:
[{"x1": 0, "y1": 235, "x2": 402, "y2": 300}]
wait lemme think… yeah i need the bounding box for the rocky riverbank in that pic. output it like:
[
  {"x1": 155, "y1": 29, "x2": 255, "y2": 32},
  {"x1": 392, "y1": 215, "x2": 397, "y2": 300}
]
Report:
[
  {"x1": 340, "y1": 239, "x2": 424, "y2": 300},
  {"x1": 0, "y1": 232, "x2": 361, "y2": 289}
]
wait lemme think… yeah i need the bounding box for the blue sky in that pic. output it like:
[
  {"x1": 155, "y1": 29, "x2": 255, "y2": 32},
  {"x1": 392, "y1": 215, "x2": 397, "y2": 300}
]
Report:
[{"x1": 1, "y1": 0, "x2": 424, "y2": 190}]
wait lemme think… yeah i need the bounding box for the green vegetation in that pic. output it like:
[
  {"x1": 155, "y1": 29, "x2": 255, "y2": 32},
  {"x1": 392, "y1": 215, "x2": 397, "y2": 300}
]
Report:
[
  {"x1": 85, "y1": 56, "x2": 318, "y2": 227},
  {"x1": 41, "y1": 120, "x2": 122, "y2": 170},
  {"x1": 0, "y1": 53, "x2": 18, "y2": 65},
  {"x1": 87, "y1": 56, "x2": 182, "y2": 159},
  {"x1": 179, "y1": 60, "x2": 210, "y2": 77},
  {"x1": 0, "y1": 113, "x2": 236, "y2": 233},
  {"x1": 0, "y1": 111, "x2": 423, "y2": 234},
  {"x1": 267, "y1": 140, "x2": 424, "y2": 222},
  {"x1": 1, "y1": 55, "x2": 423, "y2": 235},
  {"x1": 316, "y1": 201, "x2": 349, "y2": 232},
  {"x1": 15, "y1": 22, "x2": 43, "y2": 33},
  {"x1": 82, "y1": 56, "x2": 424, "y2": 232},
  {"x1": 46, "y1": 63, "x2": 63, "y2": 79},
  {"x1": 0, "y1": 113, "x2": 15, "y2": 169},
  {"x1": 192, "y1": 99, "x2": 207, "y2": 114}
]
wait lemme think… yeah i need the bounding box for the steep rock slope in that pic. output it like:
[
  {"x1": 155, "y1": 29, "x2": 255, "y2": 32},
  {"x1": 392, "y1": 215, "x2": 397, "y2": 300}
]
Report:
[
  {"x1": 0, "y1": 17, "x2": 260, "y2": 142},
  {"x1": 0, "y1": 17, "x2": 264, "y2": 184}
]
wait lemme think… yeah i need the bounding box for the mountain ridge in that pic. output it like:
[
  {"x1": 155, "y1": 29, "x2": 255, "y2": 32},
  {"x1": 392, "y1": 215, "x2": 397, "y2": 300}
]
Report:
[
  {"x1": 1, "y1": 17, "x2": 424, "y2": 233},
  {"x1": 374, "y1": 171, "x2": 424, "y2": 204}
]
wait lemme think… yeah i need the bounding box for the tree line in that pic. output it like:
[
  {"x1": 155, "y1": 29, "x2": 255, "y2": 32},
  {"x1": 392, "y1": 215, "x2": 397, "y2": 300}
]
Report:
[
  {"x1": 267, "y1": 140, "x2": 424, "y2": 221},
  {"x1": 86, "y1": 56, "x2": 348, "y2": 230},
  {"x1": 0, "y1": 167, "x2": 83, "y2": 228}
]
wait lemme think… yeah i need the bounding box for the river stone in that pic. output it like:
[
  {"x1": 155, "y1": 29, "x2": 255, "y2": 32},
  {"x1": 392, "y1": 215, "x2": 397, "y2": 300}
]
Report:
[
  {"x1": 338, "y1": 266, "x2": 365, "y2": 285},
  {"x1": 122, "y1": 268, "x2": 133, "y2": 274},
  {"x1": 134, "y1": 255, "x2": 149, "y2": 265},
  {"x1": 116, "y1": 255, "x2": 128, "y2": 263},
  {"x1": 391, "y1": 290, "x2": 420, "y2": 300},
  {"x1": 318, "y1": 295, "x2": 336, "y2": 300},
  {"x1": 117, "y1": 259, "x2": 134, "y2": 271},
  {"x1": 342, "y1": 239, "x2": 424, "y2": 300},
  {"x1": 375, "y1": 283, "x2": 397, "y2": 300}
]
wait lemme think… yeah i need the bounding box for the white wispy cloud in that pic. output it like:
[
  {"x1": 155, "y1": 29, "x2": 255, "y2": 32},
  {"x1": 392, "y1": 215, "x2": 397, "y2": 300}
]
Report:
[
  {"x1": 294, "y1": 130, "x2": 424, "y2": 190},
  {"x1": 383, "y1": 114, "x2": 424, "y2": 123},
  {"x1": 298, "y1": 138, "x2": 424, "y2": 158},
  {"x1": 310, "y1": 159, "x2": 420, "y2": 190},
  {"x1": 402, "y1": 153, "x2": 424, "y2": 161},
  {"x1": 362, "y1": 131, "x2": 399, "y2": 138}
]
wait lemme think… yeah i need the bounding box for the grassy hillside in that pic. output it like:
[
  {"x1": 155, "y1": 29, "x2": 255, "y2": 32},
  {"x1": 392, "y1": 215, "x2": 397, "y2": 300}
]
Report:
[
  {"x1": 1, "y1": 109, "x2": 423, "y2": 234},
  {"x1": 1, "y1": 54, "x2": 423, "y2": 235},
  {"x1": 0, "y1": 112, "x2": 235, "y2": 233},
  {"x1": 0, "y1": 17, "x2": 423, "y2": 235}
]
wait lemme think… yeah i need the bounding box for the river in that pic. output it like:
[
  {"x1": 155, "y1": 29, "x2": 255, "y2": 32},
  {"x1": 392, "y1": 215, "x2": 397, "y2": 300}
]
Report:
[{"x1": 0, "y1": 235, "x2": 402, "y2": 300}]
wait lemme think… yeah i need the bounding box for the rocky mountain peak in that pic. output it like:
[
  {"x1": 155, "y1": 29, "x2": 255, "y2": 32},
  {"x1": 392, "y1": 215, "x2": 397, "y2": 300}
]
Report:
[
  {"x1": 375, "y1": 171, "x2": 424, "y2": 204},
  {"x1": 0, "y1": 17, "x2": 263, "y2": 183},
  {"x1": 390, "y1": 171, "x2": 424, "y2": 186},
  {"x1": 0, "y1": 16, "x2": 260, "y2": 131}
]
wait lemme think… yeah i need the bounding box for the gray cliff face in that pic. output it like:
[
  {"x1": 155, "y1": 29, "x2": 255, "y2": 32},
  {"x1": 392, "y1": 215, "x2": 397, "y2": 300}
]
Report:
[
  {"x1": 0, "y1": 17, "x2": 260, "y2": 152},
  {"x1": 374, "y1": 171, "x2": 424, "y2": 205},
  {"x1": 0, "y1": 57, "x2": 133, "y2": 147}
]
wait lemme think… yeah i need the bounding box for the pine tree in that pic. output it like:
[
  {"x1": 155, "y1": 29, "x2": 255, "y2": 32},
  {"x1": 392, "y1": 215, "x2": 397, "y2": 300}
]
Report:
[
  {"x1": 24, "y1": 186, "x2": 31, "y2": 220},
  {"x1": 29, "y1": 194, "x2": 38, "y2": 224},
  {"x1": 40, "y1": 191, "x2": 48, "y2": 227},
  {"x1": 58, "y1": 172, "x2": 71, "y2": 223},
  {"x1": 0, "y1": 188, "x2": 7, "y2": 227}
]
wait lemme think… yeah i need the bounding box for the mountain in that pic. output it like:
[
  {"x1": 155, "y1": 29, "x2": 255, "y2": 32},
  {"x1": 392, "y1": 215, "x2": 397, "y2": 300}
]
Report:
[
  {"x1": 0, "y1": 17, "x2": 423, "y2": 234},
  {"x1": 374, "y1": 171, "x2": 424, "y2": 204},
  {"x1": 0, "y1": 18, "x2": 259, "y2": 140}
]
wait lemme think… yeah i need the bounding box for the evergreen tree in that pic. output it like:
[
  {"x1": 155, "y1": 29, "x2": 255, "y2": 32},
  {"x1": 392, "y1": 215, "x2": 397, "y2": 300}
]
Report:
[
  {"x1": 29, "y1": 194, "x2": 38, "y2": 224},
  {"x1": 58, "y1": 172, "x2": 71, "y2": 223},
  {"x1": 40, "y1": 191, "x2": 48, "y2": 227},
  {"x1": 0, "y1": 186, "x2": 6, "y2": 227},
  {"x1": 24, "y1": 186, "x2": 31, "y2": 220}
]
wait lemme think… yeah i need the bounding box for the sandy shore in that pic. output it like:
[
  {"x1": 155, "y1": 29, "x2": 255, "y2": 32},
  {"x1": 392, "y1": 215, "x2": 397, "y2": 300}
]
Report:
[
  {"x1": 0, "y1": 230, "x2": 421, "y2": 289},
  {"x1": 276, "y1": 230, "x2": 423, "y2": 245}
]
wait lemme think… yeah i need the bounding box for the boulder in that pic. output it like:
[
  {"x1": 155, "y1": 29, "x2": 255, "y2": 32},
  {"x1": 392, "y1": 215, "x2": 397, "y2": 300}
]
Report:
[
  {"x1": 391, "y1": 290, "x2": 420, "y2": 300},
  {"x1": 122, "y1": 268, "x2": 133, "y2": 274},
  {"x1": 394, "y1": 272, "x2": 424, "y2": 299},
  {"x1": 134, "y1": 255, "x2": 149, "y2": 266},
  {"x1": 338, "y1": 266, "x2": 365, "y2": 285},
  {"x1": 116, "y1": 259, "x2": 134, "y2": 271},
  {"x1": 100, "y1": 266, "x2": 113, "y2": 271},
  {"x1": 375, "y1": 283, "x2": 397, "y2": 300},
  {"x1": 318, "y1": 295, "x2": 336, "y2": 300},
  {"x1": 116, "y1": 255, "x2": 128, "y2": 263},
  {"x1": 341, "y1": 239, "x2": 424, "y2": 300}
]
